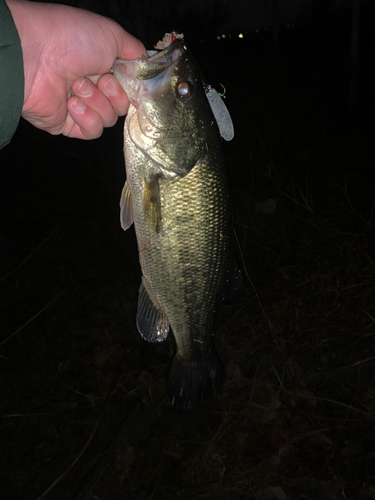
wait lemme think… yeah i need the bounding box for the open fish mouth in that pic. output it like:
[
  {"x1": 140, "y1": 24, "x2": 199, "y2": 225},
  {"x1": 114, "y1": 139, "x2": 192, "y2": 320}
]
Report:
[
  {"x1": 112, "y1": 41, "x2": 185, "y2": 107},
  {"x1": 147, "y1": 40, "x2": 184, "y2": 63}
]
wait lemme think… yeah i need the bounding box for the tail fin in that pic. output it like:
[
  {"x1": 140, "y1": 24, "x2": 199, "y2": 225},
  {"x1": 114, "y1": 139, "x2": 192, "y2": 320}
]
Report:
[{"x1": 167, "y1": 350, "x2": 224, "y2": 409}]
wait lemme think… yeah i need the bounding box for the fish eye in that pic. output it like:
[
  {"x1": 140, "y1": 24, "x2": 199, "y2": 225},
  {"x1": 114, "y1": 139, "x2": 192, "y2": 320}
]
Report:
[{"x1": 177, "y1": 82, "x2": 192, "y2": 99}]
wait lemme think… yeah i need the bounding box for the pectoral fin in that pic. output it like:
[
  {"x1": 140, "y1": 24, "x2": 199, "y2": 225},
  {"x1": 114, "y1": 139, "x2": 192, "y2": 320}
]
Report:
[
  {"x1": 142, "y1": 175, "x2": 162, "y2": 233},
  {"x1": 119, "y1": 181, "x2": 134, "y2": 231},
  {"x1": 136, "y1": 278, "x2": 169, "y2": 342}
]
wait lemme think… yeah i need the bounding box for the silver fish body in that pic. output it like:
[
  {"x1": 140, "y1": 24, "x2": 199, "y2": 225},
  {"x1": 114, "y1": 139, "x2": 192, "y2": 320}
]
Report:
[{"x1": 113, "y1": 40, "x2": 231, "y2": 408}]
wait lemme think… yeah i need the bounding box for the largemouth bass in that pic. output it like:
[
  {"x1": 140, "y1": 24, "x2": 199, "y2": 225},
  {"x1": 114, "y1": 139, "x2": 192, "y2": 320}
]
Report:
[{"x1": 113, "y1": 38, "x2": 233, "y2": 409}]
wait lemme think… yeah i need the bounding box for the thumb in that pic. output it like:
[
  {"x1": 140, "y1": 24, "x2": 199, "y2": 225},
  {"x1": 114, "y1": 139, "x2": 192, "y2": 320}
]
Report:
[{"x1": 115, "y1": 28, "x2": 147, "y2": 61}]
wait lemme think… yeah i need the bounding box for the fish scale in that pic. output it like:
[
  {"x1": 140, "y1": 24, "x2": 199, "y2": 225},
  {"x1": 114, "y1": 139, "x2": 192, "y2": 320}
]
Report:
[{"x1": 126, "y1": 127, "x2": 230, "y2": 356}]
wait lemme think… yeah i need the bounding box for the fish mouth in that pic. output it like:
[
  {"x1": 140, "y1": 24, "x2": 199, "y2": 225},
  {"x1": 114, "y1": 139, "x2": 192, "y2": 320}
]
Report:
[
  {"x1": 146, "y1": 39, "x2": 185, "y2": 65},
  {"x1": 112, "y1": 40, "x2": 185, "y2": 107}
]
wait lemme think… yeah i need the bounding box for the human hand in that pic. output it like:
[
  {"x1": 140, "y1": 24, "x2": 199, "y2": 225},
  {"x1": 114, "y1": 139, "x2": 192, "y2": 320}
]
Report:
[{"x1": 6, "y1": 0, "x2": 146, "y2": 139}]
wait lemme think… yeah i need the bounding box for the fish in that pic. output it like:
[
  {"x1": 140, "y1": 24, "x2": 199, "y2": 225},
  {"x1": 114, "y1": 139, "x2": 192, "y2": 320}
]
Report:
[{"x1": 113, "y1": 37, "x2": 234, "y2": 409}]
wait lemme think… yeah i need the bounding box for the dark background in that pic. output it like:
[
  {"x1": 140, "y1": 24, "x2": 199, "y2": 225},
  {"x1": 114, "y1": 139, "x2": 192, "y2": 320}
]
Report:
[{"x1": 1, "y1": 1, "x2": 375, "y2": 499}]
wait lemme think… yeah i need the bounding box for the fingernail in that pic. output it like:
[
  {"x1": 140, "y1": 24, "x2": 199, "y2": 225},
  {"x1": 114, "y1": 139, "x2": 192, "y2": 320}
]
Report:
[
  {"x1": 78, "y1": 79, "x2": 92, "y2": 97},
  {"x1": 103, "y1": 77, "x2": 117, "y2": 96},
  {"x1": 73, "y1": 98, "x2": 87, "y2": 113}
]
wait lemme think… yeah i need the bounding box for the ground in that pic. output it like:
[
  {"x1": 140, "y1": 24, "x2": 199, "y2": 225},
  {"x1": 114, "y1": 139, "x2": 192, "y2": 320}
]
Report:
[{"x1": 1, "y1": 32, "x2": 375, "y2": 500}]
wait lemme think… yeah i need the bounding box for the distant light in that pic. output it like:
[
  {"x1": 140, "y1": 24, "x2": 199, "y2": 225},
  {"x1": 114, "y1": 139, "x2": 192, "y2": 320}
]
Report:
[
  {"x1": 217, "y1": 35, "x2": 221, "y2": 40},
  {"x1": 265, "y1": 27, "x2": 268, "y2": 31},
  {"x1": 255, "y1": 29, "x2": 259, "y2": 33},
  {"x1": 238, "y1": 33, "x2": 244, "y2": 39},
  {"x1": 222, "y1": 34, "x2": 226, "y2": 38}
]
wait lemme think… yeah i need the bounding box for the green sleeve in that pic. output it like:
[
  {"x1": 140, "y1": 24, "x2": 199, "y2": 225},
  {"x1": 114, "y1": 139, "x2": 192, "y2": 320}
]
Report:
[{"x1": 0, "y1": 0, "x2": 24, "y2": 150}]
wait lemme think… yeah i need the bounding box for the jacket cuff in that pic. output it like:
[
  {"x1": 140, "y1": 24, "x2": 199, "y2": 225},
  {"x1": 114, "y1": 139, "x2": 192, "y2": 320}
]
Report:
[{"x1": 0, "y1": 0, "x2": 24, "y2": 149}]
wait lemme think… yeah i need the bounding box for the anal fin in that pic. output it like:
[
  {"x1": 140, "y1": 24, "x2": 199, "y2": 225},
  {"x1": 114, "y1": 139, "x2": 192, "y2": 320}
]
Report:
[{"x1": 136, "y1": 278, "x2": 169, "y2": 342}]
